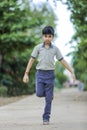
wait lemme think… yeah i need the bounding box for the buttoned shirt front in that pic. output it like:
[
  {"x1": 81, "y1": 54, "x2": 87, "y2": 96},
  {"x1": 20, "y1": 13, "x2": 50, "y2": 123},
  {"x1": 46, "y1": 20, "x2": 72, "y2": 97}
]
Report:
[{"x1": 31, "y1": 43, "x2": 63, "y2": 70}]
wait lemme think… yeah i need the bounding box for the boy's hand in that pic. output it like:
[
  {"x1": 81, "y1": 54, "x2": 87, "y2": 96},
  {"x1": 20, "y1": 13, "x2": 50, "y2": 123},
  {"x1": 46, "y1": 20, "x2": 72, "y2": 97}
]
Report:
[
  {"x1": 71, "y1": 72, "x2": 76, "y2": 83},
  {"x1": 23, "y1": 74, "x2": 29, "y2": 83}
]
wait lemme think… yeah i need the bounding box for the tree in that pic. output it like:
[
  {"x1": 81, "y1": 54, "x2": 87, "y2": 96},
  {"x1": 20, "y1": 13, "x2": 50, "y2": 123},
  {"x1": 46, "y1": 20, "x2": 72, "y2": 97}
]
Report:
[
  {"x1": 49, "y1": 0, "x2": 87, "y2": 90},
  {"x1": 0, "y1": 0, "x2": 57, "y2": 96},
  {"x1": 65, "y1": 0, "x2": 87, "y2": 90}
]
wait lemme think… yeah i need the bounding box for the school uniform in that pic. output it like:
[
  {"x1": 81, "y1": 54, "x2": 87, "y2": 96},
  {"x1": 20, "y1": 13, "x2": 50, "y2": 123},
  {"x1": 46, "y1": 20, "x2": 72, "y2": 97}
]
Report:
[{"x1": 31, "y1": 43, "x2": 63, "y2": 122}]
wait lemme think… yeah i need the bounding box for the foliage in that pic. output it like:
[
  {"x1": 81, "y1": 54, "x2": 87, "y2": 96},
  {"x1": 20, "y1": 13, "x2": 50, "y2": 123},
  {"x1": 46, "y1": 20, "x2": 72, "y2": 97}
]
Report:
[
  {"x1": 0, "y1": 0, "x2": 56, "y2": 56},
  {"x1": 84, "y1": 85, "x2": 87, "y2": 91},
  {"x1": 0, "y1": 0, "x2": 57, "y2": 96},
  {"x1": 55, "y1": 62, "x2": 68, "y2": 88},
  {"x1": 48, "y1": 0, "x2": 87, "y2": 90},
  {"x1": 0, "y1": 85, "x2": 8, "y2": 97},
  {"x1": 0, "y1": 51, "x2": 36, "y2": 96},
  {"x1": 65, "y1": 0, "x2": 87, "y2": 89}
]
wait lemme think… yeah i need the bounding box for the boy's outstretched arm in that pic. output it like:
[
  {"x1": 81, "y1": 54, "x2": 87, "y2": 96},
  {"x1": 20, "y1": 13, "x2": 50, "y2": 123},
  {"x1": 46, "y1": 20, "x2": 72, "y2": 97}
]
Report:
[
  {"x1": 60, "y1": 59, "x2": 76, "y2": 82},
  {"x1": 23, "y1": 57, "x2": 35, "y2": 83}
]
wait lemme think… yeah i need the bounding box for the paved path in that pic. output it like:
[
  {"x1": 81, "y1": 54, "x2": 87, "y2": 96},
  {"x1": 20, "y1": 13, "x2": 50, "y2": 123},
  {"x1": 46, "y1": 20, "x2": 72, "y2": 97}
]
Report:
[{"x1": 0, "y1": 88, "x2": 87, "y2": 130}]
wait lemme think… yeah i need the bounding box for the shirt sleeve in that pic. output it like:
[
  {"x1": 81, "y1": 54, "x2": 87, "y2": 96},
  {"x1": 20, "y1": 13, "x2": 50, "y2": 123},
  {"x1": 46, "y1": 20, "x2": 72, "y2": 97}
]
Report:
[
  {"x1": 31, "y1": 46, "x2": 39, "y2": 58},
  {"x1": 55, "y1": 47, "x2": 63, "y2": 61}
]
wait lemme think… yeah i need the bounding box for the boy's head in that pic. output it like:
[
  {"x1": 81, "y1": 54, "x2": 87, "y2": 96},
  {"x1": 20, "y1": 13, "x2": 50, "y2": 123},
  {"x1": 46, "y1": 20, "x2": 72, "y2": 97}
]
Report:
[
  {"x1": 42, "y1": 26, "x2": 54, "y2": 44},
  {"x1": 42, "y1": 26, "x2": 54, "y2": 36}
]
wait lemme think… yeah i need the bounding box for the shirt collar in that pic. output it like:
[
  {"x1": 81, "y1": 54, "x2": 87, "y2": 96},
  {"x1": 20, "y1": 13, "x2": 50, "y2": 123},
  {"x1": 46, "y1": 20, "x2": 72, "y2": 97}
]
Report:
[{"x1": 42, "y1": 42, "x2": 53, "y2": 48}]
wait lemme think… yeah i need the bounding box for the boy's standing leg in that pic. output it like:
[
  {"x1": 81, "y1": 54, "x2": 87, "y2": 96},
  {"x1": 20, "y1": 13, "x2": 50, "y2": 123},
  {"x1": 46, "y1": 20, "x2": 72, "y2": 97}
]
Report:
[
  {"x1": 36, "y1": 70, "x2": 55, "y2": 125},
  {"x1": 43, "y1": 82, "x2": 54, "y2": 124}
]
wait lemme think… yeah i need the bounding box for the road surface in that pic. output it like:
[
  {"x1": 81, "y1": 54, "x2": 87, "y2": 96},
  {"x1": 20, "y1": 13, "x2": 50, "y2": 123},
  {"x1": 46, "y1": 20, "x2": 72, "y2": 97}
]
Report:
[{"x1": 0, "y1": 88, "x2": 87, "y2": 130}]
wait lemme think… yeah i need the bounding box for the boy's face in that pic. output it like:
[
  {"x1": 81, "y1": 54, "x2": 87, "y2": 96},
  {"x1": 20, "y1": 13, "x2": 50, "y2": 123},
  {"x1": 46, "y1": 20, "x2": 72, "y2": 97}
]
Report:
[{"x1": 42, "y1": 34, "x2": 54, "y2": 44}]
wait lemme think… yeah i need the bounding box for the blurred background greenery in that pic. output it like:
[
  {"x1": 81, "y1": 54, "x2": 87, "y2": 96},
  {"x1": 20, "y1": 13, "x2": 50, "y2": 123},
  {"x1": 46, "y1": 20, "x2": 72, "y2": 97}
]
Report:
[{"x1": 0, "y1": 0, "x2": 87, "y2": 96}]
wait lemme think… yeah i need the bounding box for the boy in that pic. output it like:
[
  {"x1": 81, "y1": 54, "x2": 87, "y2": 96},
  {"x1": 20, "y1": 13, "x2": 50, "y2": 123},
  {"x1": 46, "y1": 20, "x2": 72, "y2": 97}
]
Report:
[{"x1": 23, "y1": 26, "x2": 75, "y2": 125}]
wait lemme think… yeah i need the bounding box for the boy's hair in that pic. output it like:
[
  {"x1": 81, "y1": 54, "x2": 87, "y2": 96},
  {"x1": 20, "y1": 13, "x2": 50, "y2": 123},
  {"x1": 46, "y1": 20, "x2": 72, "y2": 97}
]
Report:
[{"x1": 42, "y1": 26, "x2": 54, "y2": 36}]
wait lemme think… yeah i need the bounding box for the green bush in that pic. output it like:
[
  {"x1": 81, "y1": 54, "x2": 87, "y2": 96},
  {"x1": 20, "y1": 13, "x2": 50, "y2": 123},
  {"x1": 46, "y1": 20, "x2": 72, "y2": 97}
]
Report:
[
  {"x1": 0, "y1": 85, "x2": 8, "y2": 97},
  {"x1": 84, "y1": 84, "x2": 87, "y2": 91},
  {"x1": 0, "y1": 53, "x2": 37, "y2": 96}
]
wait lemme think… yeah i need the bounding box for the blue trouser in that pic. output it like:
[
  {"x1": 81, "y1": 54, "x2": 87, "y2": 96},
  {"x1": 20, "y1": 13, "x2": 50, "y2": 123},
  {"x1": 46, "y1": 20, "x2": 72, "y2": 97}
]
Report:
[{"x1": 36, "y1": 70, "x2": 55, "y2": 121}]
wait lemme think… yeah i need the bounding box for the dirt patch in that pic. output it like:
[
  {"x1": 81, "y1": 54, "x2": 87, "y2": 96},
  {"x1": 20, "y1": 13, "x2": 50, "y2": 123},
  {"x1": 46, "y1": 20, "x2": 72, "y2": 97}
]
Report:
[{"x1": 0, "y1": 95, "x2": 28, "y2": 106}]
